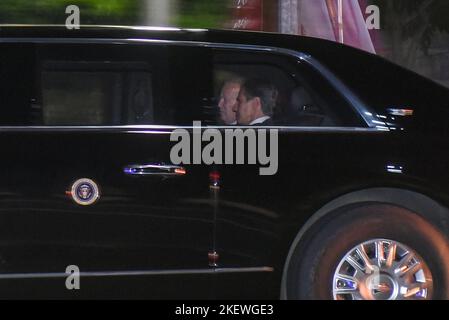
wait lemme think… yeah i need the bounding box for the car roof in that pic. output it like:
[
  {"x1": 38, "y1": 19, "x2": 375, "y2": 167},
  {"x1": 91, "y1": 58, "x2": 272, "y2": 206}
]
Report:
[
  {"x1": 0, "y1": 24, "x2": 292, "y2": 40},
  {"x1": 0, "y1": 24, "x2": 341, "y2": 52},
  {"x1": 0, "y1": 24, "x2": 392, "y2": 73}
]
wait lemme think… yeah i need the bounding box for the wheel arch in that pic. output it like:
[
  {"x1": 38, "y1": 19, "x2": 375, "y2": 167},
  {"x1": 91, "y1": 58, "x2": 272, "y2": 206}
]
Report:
[{"x1": 280, "y1": 187, "x2": 449, "y2": 299}]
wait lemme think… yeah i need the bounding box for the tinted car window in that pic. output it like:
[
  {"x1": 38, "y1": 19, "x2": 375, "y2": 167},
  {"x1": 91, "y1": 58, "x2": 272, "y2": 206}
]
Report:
[
  {"x1": 35, "y1": 44, "x2": 163, "y2": 126},
  {"x1": 40, "y1": 61, "x2": 153, "y2": 126},
  {"x1": 0, "y1": 43, "x2": 198, "y2": 127},
  {"x1": 211, "y1": 49, "x2": 364, "y2": 127},
  {"x1": 34, "y1": 44, "x2": 210, "y2": 127}
]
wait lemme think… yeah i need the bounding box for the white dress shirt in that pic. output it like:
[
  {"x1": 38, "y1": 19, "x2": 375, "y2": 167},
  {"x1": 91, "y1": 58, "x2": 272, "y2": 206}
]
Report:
[{"x1": 249, "y1": 116, "x2": 271, "y2": 125}]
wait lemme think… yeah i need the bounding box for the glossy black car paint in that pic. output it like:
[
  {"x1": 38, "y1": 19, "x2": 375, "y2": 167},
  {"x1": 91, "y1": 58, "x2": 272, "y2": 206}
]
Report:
[{"x1": 1, "y1": 26, "x2": 449, "y2": 299}]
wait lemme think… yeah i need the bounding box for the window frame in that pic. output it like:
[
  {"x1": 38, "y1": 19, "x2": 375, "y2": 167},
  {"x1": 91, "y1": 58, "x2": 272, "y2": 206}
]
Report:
[
  {"x1": 39, "y1": 60, "x2": 154, "y2": 126},
  {"x1": 211, "y1": 48, "x2": 364, "y2": 127},
  {"x1": 0, "y1": 37, "x2": 382, "y2": 132}
]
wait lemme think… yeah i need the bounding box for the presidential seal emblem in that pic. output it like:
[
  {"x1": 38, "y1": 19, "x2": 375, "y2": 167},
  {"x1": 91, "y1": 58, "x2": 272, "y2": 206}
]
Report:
[{"x1": 70, "y1": 178, "x2": 100, "y2": 206}]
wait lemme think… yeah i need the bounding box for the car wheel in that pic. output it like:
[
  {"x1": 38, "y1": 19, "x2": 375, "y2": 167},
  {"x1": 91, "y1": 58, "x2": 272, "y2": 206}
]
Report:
[{"x1": 285, "y1": 204, "x2": 449, "y2": 300}]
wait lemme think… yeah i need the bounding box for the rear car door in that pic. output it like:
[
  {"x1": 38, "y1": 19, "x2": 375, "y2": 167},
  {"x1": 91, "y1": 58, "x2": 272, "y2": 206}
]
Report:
[{"x1": 0, "y1": 41, "x2": 215, "y2": 297}]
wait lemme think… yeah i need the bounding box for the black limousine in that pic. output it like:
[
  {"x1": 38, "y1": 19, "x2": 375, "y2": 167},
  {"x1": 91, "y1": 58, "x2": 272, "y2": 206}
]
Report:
[{"x1": 1, "y1": 25, "x2": 449, "y2": 300}]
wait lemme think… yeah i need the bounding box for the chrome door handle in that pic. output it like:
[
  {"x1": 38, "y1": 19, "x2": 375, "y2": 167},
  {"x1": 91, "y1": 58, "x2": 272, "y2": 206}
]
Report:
[{"x1": 123, "y1": 164, "x2": 186, "y2": 176}]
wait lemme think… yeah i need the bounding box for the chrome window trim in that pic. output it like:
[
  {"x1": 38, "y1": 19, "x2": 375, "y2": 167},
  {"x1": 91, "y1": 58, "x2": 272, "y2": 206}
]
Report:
[
  {"x1": 0, "y1": 37, "x2": 385, "y2": 131},
  {"x1": 0, "y1": 267, "x2": 274, "y2": 280},
  {"x1": 0, "y1": 125, "x2": 384, "y2": 133}
]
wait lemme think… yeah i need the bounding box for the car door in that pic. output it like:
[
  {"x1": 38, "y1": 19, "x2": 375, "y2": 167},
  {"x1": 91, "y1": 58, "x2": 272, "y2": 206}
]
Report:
[
  {"x1": 204, "y1": 48, "x2": 374, "y2": 297},
  {"x1": 0, "y1": 41, "x2": 215, "y2": 297}
]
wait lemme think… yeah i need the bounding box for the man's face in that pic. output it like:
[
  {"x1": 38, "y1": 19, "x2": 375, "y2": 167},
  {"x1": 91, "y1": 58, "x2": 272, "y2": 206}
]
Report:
[
  {"x1": 235, "y1": 89, "x2": 258, "y2": 125},
  {"x1": 218, "y1": 82, "x2": 240, "y2": 125}
]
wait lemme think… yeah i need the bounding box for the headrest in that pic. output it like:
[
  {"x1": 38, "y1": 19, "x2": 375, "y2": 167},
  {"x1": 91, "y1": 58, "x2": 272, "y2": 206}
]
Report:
[{"x1": 290, "y1": 86, "x2": 320, "y2": 114}]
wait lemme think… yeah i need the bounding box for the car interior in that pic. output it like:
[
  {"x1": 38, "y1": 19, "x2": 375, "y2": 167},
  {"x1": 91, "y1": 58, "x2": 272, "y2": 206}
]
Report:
[{"x1": 213, "y1": 64, "x2": 339, "y2": 127}]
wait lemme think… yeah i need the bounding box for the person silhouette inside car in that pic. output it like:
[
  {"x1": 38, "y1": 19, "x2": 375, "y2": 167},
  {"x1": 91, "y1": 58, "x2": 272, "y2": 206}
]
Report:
[{"x1": 234, "y1": 79, "x2": 278, "y2": 126}]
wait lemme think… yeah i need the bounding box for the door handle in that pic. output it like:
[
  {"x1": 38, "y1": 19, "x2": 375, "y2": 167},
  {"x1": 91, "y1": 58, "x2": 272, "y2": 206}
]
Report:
[{"x1": 124, "y1": 163, "x2": 186, "y2": 176}]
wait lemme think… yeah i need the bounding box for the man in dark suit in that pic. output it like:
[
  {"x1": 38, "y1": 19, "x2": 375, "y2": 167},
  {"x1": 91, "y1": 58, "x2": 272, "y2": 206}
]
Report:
[{"x1": 234, "y1": 79, "x2": 278, "y2": 126}]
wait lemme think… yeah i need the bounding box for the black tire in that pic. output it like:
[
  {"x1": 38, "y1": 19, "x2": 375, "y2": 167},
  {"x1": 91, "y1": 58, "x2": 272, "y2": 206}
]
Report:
[{"x1": 285, "y1": 204, "x2": 449, "y2": 300}]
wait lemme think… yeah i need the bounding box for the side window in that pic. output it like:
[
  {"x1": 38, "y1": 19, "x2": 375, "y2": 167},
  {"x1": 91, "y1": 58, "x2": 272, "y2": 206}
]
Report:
[
  {"x1": 40, "y1": 61, "x2": 153, "y2": 126},
  {"x1": 211, "y1": 49, "x2": 364, "y2": 127},
  {"x1": 33, "y1": 44, "x2": 210, "y2": 127},
  {"x1": 34, "y1": 44, "x2": 163, "y2": 126},
  {"x1": 1, "y1": 43, "x2": 210, "y2": 127}
]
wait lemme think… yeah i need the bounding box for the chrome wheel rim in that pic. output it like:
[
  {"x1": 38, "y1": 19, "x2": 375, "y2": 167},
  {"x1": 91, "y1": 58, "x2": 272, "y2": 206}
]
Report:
[{"x1": 332, "y1": 239, "x2": 433, "y2": 300}]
